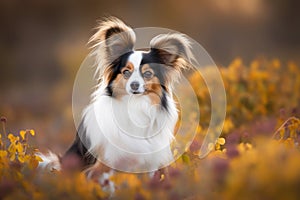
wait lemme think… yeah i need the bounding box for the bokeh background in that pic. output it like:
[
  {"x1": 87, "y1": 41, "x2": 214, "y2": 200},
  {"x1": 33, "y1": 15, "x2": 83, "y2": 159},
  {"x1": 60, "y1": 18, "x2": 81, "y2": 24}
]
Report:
[
  {"x1": 1, "y1": 1, "x2": 300, "y2": 199},
  {"x1": 0, "y1": 0, "x2": 299, "y2": 152}
]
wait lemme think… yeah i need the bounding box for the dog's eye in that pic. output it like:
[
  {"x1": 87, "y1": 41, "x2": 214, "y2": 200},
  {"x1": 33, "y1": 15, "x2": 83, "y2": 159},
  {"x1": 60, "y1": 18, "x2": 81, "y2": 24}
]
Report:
[
  {"x1": 123, "y1": 70, "x2": 131, "y2": 79},
  {"x1": 143, "y1": 71, "x2": 153, "y2": 79}
]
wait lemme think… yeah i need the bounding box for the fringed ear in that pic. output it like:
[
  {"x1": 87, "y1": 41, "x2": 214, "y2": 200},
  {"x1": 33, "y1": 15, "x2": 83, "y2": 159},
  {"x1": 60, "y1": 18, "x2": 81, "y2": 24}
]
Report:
[
  {"x1": 149, "y1": 33, "x2": 195, "y2": 85},
  {"x1": 89, "y1": 17, "x2": 135, "y2": 83},
  {"x1": 89, "y1": 16, "x2": 135, "y2": 56}
]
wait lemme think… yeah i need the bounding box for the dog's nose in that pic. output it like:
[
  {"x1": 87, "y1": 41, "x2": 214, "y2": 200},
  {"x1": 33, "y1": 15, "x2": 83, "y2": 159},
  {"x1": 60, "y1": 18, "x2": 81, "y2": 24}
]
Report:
[{"x1": 130, "y1": 81, "x2": 140, "y2": 91}]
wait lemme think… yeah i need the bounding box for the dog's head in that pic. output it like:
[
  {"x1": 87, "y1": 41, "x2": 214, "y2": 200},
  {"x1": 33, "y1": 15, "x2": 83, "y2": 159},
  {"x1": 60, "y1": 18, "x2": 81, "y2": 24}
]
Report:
[{"x1": 89, "y1": 17, "x2": 194, "y2": 110}]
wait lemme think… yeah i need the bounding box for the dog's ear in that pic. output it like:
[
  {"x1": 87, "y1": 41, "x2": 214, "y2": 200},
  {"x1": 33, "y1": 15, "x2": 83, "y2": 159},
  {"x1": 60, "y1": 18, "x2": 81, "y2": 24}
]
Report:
[
  {"x1": 89, "y1": 17, "x2": 135, "y2": 63},
  {"x1": 150, "y1": 33, "x2": 195, "y2": 84}
]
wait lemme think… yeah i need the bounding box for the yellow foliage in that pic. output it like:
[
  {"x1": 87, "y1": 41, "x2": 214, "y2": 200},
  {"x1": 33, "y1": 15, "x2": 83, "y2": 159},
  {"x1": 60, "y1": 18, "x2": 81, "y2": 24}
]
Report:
[
  {"x1": 0, "y1": 125, "x2": 108, "y2": 199},
  {"x1": 1, "y1": 58, "x2": 300, "y2": 199},
  {"x1": 190, "y1": 58, "x2": 300, "y2": 130}
]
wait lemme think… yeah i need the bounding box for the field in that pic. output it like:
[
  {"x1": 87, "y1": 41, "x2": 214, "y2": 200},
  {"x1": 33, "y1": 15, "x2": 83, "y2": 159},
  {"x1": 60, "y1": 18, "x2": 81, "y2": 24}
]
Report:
[{"x1": 0, "y1": 58, "x2": 300, "y2": 199}]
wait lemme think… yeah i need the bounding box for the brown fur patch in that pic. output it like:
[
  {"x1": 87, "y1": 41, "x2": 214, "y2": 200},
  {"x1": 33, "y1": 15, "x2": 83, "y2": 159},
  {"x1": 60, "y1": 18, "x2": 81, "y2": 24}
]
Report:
[
  {"x1": 109, "y1": 61, "x2": 135, "y2": 98},
  {"x1": 121, "y1": 62, "x2": 134, "y2": 75},
  {"x1": 110, "y1": 74, "x2": 126, "y2": 98},
  {"x1": 142, "y1": 64, "x2": 163, "y2": 105}
]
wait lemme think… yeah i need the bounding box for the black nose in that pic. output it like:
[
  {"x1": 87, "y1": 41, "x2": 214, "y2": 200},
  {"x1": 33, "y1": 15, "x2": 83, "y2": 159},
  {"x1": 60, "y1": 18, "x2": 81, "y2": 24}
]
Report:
[{"x1": 130, "y1": 81, "x2": 140, "y2": 91}]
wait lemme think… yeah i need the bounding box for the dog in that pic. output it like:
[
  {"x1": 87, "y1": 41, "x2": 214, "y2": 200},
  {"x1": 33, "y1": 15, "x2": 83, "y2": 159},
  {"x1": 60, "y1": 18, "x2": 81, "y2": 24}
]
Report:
[{"x1": 39, "y1": 17, "x2": 194, "y2": 177}]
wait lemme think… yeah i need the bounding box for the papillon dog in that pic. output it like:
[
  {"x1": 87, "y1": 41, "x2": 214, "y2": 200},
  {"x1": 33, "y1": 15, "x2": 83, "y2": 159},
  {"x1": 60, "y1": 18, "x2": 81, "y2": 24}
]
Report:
[{"x1": 39, "y1": 17, "x2": 194, "y2": 176}]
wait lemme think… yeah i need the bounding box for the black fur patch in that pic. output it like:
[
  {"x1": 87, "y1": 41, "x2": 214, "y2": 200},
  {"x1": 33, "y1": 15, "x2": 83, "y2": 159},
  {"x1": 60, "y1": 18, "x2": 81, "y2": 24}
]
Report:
[
  {"x1": 105, "y1": 51, "x2": 134, "y2": 96},
  {"x1": 142, "y1": 51, "x2": 170, "y2": 111},
  {"x1": 105, "y1": 27, "x2": 122, "y2": 40},
  {"x1": 141, "y1": 49, "x2": 165, "y2": 65},
  {"x1": 63, "y1": 121, "x2": 96, "y2": 169},
  {"x1": 160, "y1": 85, "x2": 169, "y2": 111},
  {"x1": 141, "y1": 50, "x2": 169, "y2": 87}
]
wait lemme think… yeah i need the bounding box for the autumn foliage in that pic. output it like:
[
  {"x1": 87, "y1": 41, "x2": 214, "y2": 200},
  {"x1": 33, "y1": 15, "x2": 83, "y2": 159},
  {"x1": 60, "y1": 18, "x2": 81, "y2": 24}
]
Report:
[{"x1": 0, "y1": 58, "x2": 299, "y2": 199}]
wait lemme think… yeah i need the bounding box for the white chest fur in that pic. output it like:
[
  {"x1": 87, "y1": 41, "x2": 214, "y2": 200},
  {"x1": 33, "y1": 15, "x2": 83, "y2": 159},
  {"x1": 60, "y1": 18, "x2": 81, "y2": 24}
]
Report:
[{"x1": 82, "y1": 94, "x2": 178, "y2": 172}]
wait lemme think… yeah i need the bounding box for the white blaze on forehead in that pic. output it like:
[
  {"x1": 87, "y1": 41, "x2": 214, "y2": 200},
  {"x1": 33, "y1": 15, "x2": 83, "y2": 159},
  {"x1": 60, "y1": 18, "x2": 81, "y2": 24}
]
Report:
[
  {"x1": 126, "y1": 51, "x2": 145, "y2": 93},
  {"x1": 128, "y1": 51, "x2": 143, "y2": 70}
]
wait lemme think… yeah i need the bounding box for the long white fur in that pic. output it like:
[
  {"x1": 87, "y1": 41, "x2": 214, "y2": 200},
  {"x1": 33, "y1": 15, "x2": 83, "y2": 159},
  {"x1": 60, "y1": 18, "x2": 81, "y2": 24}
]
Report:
[{"x1": 82, "y1": 75, "x2": 178, "y2": 172}]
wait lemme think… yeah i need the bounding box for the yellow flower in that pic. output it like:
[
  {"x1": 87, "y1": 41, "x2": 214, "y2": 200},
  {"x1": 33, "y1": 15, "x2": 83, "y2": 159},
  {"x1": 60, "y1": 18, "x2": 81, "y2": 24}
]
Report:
[
  {"x1": 18, "y1": 153, "x2": 26, "y2": 163},
  {"x1": 218, "y1": 137, "x2": 226, "y2": 145},
  {"x1": 29, "y1": 129, "x2": 35, "y2": 136},
  {"x1": 9, "y1": 152, "x2": 16, "y2": 161},
  {"x1": 215, "y1": 137, "x2": 226, "y2": 151},
  {"x1": 20, "y1": 129, "x2": 35, "y2": 140},
  {"x1": 8, "y1": 133, "x2": 19, "y2": 143},
  {"x1": 20, "y1": 130, "x2": 26, "y2": 140},
  {"x1": 0, "y1": 150, "x2": 8, "y2": 158},
  {"x1": 16, "y1": 143, "x2": 24, "y2": 153},
  {"x1": 35, "y1": 155, "x2": 43, "y2": 162}
]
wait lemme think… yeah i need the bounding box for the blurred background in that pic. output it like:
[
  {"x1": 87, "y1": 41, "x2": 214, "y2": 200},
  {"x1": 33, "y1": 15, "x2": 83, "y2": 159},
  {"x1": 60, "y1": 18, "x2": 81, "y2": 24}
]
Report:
[{"x1": 0, "y1": 0, "x2": 299, "y2": 152}]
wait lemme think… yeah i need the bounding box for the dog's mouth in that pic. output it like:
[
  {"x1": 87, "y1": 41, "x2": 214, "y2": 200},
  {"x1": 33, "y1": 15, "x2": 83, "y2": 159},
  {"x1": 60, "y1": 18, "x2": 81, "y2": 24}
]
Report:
[
  {"x1": 130, "y1": 88, "x2": 156, "y2": 95},
  {"x1": 132, "y1": 91, "x2": 142, "y2": 94}
]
